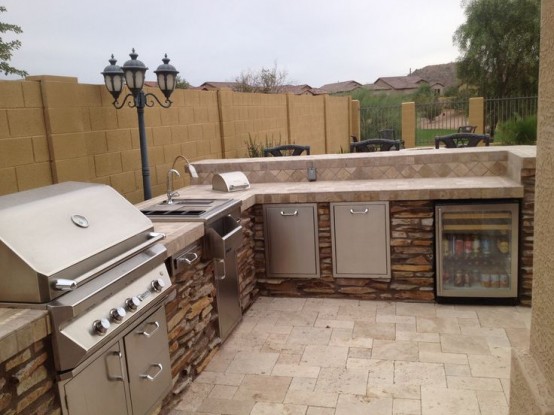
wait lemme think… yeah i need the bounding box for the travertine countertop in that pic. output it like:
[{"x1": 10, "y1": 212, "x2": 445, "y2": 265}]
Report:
[
  {"x1": 0, "y1": 308, "x2": 50, "y2": 362},
  {"x1": 0, "y1": 145, "x2": 535, "y2": 362},
  {"x1": 138, "y1": 175, "x2": 524, "y2": 257}
]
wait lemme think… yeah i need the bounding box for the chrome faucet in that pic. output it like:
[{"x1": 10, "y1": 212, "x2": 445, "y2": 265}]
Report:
[
  {"x1": 172, "y1": 155, "x2": 198, "y2": 179},
  {"x1": 166, "y1": 155, "x2": 199, "y2": 204},
  {"x1": 166, "y1": 169, "x2": 181, "y2": 204}
]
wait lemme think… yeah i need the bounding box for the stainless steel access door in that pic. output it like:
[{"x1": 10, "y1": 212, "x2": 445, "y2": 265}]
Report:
[
  {"x1": 126, "y1": 307, "x2": 172, "y2": 415},
  {"x1": 331, "y1": 202, "x2": 390, "y2": 279},
  {"x1": 207, "y1": 214, "x2": 243, "y2": 341},
  {"x1": 62, "y1": 343, "x2": 130, "y2": 415}
]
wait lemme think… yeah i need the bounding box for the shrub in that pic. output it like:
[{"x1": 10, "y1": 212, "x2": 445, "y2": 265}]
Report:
[
  {"x1": 245, "y1": 133, "x2": 283, "y2": 157},
  {"x1": 495, "y1": 114, "x2": 537, "y2": 145}
]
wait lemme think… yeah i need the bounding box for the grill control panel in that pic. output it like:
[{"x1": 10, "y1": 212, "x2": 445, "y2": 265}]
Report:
[{"x1": 60, "y1": 263, "x2": 172, "y2": 351}]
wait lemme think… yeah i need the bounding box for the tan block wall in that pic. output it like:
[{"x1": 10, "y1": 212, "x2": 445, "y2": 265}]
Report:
[
  {"x1": 0, "y1": 80, "x2": 51, "y2": 195},
  {"x1": 468, "y1": 97, "x2": 485, "y2": 134},
  {"x1": 219, "y1": 89, "x2": 288, "y2": 158},
  {"x1": 401, "y1": 102, "x2": 416, "y2": 148},
  {"x1": 325, "y1": 95, "x2": 351, "y2": 154},
  {"x1": 510, "y1": 1, "x2": 554, "y2": 413},
  {"x1": 0, "y1": 78, "x2": 353, "y2": 201},
  {"x1": 288, "y1": 94, "x2": 326, "y2": 154}
]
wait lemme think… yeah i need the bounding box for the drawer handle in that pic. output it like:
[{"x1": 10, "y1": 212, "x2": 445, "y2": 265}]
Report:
[
  {"x1": 140, "y1": 363, "x2": 163, "y2": 381},
  {"x1": 178, "y1": 252, "x2": 198, "y2": 265},
  {"x1": 138, "y1": 321, "x2": 160, "y2": 337},
  {"x1": 280, "y1": 210, "x2": 298, "y2": 216},
  {"x1": 350, "y1": 208, "x2": 369, "y2": 215}
]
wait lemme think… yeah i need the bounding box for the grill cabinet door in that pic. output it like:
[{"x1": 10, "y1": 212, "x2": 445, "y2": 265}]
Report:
[
  {"x1": 125, "y1": 306, "x2": 172, "y2": 415},
  {"x1": 264, "y1": 204, "x2": 320, "y2": 278},
  {"x1": 331, "y1": 202, "x2": 390, "y2": 279},
  {"x1": 63, "y1": 342, "x2": 130, "y2": 415}
]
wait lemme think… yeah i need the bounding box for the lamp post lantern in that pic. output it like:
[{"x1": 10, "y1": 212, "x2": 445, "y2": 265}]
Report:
[{"x1": 102, "y1": 49, "x2": 179, "y2": 200}]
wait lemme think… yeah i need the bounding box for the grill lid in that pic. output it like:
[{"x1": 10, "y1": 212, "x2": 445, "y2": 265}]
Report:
[{"x1": 0, "y1": 182, "x2": 155, "y2": 303}]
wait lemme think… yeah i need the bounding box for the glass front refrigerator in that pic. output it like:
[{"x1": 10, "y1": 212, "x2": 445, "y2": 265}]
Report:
[{"x1": 435, "y1": 202, "x2": 519, "y2": 303}]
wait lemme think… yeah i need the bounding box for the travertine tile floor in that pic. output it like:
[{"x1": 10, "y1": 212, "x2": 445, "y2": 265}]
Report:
[{"x1": 170, "y1": 296, "x2": 531, "y2": 415}]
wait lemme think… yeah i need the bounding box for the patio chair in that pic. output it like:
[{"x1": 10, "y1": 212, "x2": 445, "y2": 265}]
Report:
[
  {"x1": 378, "y1": 129, "x2": 396, "y2": 140},
  {"x1": 263, "y1": 144, "x2": 310, "y2": 157},
  {"x1": 434, "y1": 133, "x2": 491, "y2": 149},
  {"x1": 350, "y1": 138, "x2": 401, "y2": 153},
  {"x1": 457, "y1": 125, "x2": 477, "y2": 133}
]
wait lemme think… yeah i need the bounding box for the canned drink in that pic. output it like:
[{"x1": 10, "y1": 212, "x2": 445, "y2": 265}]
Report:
[
  {"x1": 482, "y1": 239, "x2": 491, "y2": 256},
  {"x1": 455, "y1": 270, "x2": 464, "y2": 286},
  {"x1": 464, "y1": 272, "x2": 472, "y2": 287},
  {"x1": 500, "y1": 274, "x2": 510, "y2": 288},
  {"x1": 455, "y1": 238, "x2": 464, "y2": 256},
  {"x1": 490, "y1": 274, "x2": 500, "y2": 288},
  {"x1": 481, "y1": 273, "x2": 491, "y2": 287},
  {"x1": 464, "y1": 236, "x2": 473, "y2": 255},
  {"x1": 472, "y1": 236, "x2": 480, "y2": 254}
]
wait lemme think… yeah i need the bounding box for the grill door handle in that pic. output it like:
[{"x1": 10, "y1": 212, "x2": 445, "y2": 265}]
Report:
[
  {"x1": 350, "y1": 208, "x2": 369, "y2": 215},
  {"x1": 107, "y1": 351, "x2": 125, "y2": 381},
  {"x1": 178, "y1": 252, "x2": 198, "y2": 266},
  {"x1": 53, "y1": 279, "x2": 77, "y2": 291},
  {"x1": 280, "y1": 210, "x2": 298, "y2": 217},
  {"x1": 140, "y1": 363, "x2": 163, "y2": 381},
  {"x1": 137, "y1": 321, "x2": 160, "y2": 338}
]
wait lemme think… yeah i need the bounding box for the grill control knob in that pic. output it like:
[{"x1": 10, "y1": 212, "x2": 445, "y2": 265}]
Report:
[
  {"x1": 93, "y1": 318, "x2": 110, "y2": 335},
  {"x1": 151, "y1": 278, "x2": 166, "y2": 293},
  {"x1": 125, "y1": 296, "x2": 141, "y2": 312},
  {"x1": 110, "y1": 307, "x2": 126, "y2": 323}
]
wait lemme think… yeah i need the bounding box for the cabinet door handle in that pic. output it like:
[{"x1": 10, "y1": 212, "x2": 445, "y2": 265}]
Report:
[
  {"x1": 107, "y1": 351, "x2": 125, "y2": 381},
  {"x1": 178, "y1": 252, "x2": 198, "y2": 265},
  {"x1": 350, "y1": 208, "x2": 369, "y2": 215},
  {"x1": 140, "y1": 363, "x2": 163, "y2": 381},
  {"x1": 137, "y1": 321, "x2": 160, "y2": 337},
  {"x1": 280, "y1": 210, "x2": 298, "y2": 216}
]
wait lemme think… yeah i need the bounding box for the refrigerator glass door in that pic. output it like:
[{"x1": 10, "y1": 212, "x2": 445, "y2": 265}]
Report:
[{"x1": 436, "y1": 203, "x2": 519, "y2": 298}]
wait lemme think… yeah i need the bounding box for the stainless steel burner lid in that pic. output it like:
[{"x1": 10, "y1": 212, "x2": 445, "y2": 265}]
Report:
[{"x1": 0, "y1": 182, "x2": 156, "y2": 303}]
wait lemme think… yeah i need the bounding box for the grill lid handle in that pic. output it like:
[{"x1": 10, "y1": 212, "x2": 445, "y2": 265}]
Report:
[{"x1": 53, "y1": 279, "x2": 78, "y2": 291}]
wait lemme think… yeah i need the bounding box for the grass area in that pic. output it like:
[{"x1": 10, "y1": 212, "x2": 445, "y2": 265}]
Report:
[{"x1": 416, "y1": 128, "x2": 457, "y2": 147}]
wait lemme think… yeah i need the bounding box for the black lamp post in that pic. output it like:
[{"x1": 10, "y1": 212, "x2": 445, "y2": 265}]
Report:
[{"x1": 102, "y1": 49, "x2": 179, "y2": 200}]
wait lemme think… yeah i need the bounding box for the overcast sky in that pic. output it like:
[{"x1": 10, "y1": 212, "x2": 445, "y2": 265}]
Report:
[{"x1": 0, "y1": 0, "x2": 466, "y2": 88}]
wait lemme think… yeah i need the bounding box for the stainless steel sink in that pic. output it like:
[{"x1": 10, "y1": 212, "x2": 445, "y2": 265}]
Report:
[
  {"x1": 159, "y1": 198, "x2": 216, "y2": 205},
  {"x1": 140, "y1": 198, "x2": 239, "y2": 222}
]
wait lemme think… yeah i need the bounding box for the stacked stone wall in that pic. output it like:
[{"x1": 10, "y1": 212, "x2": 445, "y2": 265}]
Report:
[
  {"x1": 255, "y1": 201, "x2": 435, "y2": 302},
  {"x1": 519, "y1": 169, "x2": 535, "y2": 306},
  {"x1": 0, "y1": 338, "x2": 60, "y2": 415},
  {"x1": 162, "y1": 243, "x2": 219, "y2": 411}
]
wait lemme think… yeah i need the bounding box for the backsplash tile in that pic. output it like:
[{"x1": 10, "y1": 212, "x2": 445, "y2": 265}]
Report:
[{"x1": 193, "y1": 148, "x2": 517, "y2": 185}]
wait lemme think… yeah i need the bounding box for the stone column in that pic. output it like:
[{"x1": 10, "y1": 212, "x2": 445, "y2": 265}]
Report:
[{"x1": 509, "y1": 1, "x2": 554, "y2": 413}]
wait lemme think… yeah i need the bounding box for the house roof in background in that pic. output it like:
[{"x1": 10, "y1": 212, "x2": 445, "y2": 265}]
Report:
[
  {"x1": 196, "y1": 81, "x2": 240, "y2": 90},
  {"x1": 319, "y1": 80, "x2": 362, "y2": 93},
  {"x1": 279, "y1": 84, "x2": 313, "y2": 94},
  {"x1": 374, "y1": 76, "x2": 427, "y2": 90}
]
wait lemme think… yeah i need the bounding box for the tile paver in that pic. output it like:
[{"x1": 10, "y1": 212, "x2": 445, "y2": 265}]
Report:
[{"x1": 170, "y1": 296, "x2": 531, "y2": 414}]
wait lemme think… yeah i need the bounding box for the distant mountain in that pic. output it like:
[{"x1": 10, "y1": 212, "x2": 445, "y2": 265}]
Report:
[{"x1": 410, "y1": 63, "x2": 459, "y2": 89}]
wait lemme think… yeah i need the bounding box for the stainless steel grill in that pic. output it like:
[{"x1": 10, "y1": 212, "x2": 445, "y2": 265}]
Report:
[{"x1": 0, "y1": 182, "x2": 173, "y2": 415}]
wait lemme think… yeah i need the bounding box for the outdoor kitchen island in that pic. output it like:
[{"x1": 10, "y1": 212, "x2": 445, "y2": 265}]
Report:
[{"x1": 0, "y1": 145, "x2": 536, "y2": 415}]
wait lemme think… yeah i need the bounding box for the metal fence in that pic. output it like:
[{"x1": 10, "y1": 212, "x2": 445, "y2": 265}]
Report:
[
  {"x1": 415, "y1": 99, "x2": 470, "y2": 147},
  {"x1": 485, "y1": 96, "x2": 538, "y2": 137},
  {"x1": 360, "y1": 96, "x2": 539, "y2": 148},
  {"x1": 359, "y1": 105, "x2": 402, "y2": 141}
]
